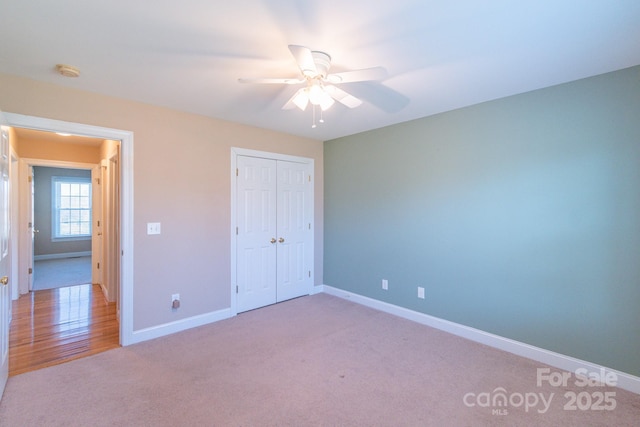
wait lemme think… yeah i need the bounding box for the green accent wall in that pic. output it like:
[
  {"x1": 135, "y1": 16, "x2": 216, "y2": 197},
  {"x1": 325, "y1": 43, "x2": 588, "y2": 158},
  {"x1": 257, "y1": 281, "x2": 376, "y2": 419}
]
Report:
[{"x1": 324, "y1": 66, "x2": 640, "y2": 377}]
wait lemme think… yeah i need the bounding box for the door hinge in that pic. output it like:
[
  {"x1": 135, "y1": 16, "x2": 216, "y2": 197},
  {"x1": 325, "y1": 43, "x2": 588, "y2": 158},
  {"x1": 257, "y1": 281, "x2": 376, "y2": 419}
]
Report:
[
  {"x1": 308, "y1": 270, "x2": 311, "y2": 278},
  {"x1": 236, "y1": 226, "x2": 238, "y2": 235},
  {"x1": 308, "y1": 223, "x2": 311, "y2": 230},
  {"x1": 28, "y1": 175, "x2": 33, "y2": 183},
  {"x1": 236, "y1": 168, "x2": 239, "y2": 177},
  {"x1": 308, "y1": 175, "x2": 311, "y2": 182},
  {"x1": 28, "y1": 268, "x2": 33, "y2": 274},
  {"x1": 97, "y1": 262, "x2": 100, "y2": 269},
  {"x1": 236, "y1": 285, "x2": 239, "y2": 294},
  {"x1": 96, "y1": 177, "x2": 101, "y2": 185}
]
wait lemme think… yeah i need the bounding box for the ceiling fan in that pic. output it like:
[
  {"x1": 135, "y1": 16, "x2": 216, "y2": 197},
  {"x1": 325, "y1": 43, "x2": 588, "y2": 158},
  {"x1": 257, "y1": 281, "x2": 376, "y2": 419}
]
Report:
[{"x1": 238, "y1": 45, "x2": 388, "y2": 126}]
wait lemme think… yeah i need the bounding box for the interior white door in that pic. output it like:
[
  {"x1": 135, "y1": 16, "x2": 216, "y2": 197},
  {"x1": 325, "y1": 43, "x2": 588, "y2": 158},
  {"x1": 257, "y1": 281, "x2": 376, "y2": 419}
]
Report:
[
  {"x1": 91, "y1": 165, "x2": 103, "y2": 289},
  {"x1": 108, "y1": 152, "x2": 120, "y2": 305},
  {"x1": 236, "y1": 156, "x2": 277, "y2": 312},
  {"x1": 27, "y1": 166, "x2": 34, "y2": 292},
  {"x1": 276, "y1": 161, "x2": 312, "y2": 302},
  {"x1": 0, "y1": 119, "x2": 11, "y2": 397},
  {"x1": 235, "y1": 154, "x2": 312, "y2": 313}
]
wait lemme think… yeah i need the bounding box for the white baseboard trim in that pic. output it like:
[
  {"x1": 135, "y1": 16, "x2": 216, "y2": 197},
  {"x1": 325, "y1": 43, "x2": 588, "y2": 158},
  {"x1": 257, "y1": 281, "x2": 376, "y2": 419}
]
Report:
[
  {"x1": 129, "y1": 307, "x2": 233, "y2": 345},
  {"x1": 34, "y1": 251, "x2": 91, "y2": 261},
  {"x1": 99, "y1": 283, "x2": 110, "y2": 301},
  {"x1": 322, "y1": 285, "x2": 640, "y2": 395}
]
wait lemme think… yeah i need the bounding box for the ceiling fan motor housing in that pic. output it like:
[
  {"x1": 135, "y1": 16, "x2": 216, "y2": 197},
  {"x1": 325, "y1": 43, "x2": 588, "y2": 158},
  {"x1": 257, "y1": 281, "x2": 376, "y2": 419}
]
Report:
[{"x1": 309, "y1": 51, "x2": 331, "y2": 78}]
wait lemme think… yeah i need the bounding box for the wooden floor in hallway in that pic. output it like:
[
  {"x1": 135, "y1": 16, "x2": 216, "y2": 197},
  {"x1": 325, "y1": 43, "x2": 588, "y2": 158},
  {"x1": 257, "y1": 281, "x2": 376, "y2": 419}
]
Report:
[{"x1": 9, "y1": 283, "x2": 119, "y2": 376}]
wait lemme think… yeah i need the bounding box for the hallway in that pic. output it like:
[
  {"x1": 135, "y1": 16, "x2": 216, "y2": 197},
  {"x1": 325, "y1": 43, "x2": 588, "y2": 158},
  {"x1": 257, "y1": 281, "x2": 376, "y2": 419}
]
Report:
[
  {"x1": 33, "y1": 256, "x2": 92, "y2": 291},
  {"x1": 9, "y1": 284, "x2": 119, "y2": 376}
]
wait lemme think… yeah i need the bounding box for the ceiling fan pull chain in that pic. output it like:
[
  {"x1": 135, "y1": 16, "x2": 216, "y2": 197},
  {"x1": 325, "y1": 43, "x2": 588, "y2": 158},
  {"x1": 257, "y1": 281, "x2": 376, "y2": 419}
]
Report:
[{"x1": 312, "y1": 105, "x2": 317, "y2": 128}]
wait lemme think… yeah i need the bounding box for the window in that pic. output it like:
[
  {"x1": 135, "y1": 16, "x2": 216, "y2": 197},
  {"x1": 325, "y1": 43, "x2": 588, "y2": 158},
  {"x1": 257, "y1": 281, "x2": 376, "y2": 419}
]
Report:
[{"x1": 52, "y1": 176, "x2": 92, "y2": 240}]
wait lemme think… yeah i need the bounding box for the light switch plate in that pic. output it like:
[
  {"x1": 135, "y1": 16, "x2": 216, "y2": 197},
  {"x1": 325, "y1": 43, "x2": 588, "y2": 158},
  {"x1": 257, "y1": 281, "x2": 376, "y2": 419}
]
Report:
[{"x1": 147, "y1": 222, "x2": 161, "y2": 235}]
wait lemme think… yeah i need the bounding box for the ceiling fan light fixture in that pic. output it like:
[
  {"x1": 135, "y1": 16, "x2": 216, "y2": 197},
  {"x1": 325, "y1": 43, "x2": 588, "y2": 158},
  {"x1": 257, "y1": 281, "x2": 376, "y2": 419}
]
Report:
[
  {"x1": 292, "y1": 89, "x2": 309, "y2": 111},
  {"x1": 306, "y1": 80, "x2": 334, "y2": 111},
  {"x1": 319, "y1": 91, "x2": 335, "y2": 111},
  {"x1": 307, "y1": 83, "x2": 324, "y2": 105}
]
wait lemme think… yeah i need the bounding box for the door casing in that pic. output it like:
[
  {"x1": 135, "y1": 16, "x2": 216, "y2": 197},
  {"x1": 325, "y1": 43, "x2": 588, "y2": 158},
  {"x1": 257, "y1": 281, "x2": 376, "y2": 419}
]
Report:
[
  {"x1": 3, "y1": 113, "x2": 135, "y2": 346},
  {"x1": 20, "y1": 159, "x2": 97, "y2": 294}
]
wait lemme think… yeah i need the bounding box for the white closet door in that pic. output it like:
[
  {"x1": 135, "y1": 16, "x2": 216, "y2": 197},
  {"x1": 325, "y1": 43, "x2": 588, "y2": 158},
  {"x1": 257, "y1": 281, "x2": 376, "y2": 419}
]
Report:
[
  {"x1": 235, "y1": 153, "x2": 313, "y2": 313},
  {"x1": 276, "y1": 161, "x2": 312, "y2": 302},
  {"x1": 236, "y1": 156, "x2": 277, "y2": 312}
]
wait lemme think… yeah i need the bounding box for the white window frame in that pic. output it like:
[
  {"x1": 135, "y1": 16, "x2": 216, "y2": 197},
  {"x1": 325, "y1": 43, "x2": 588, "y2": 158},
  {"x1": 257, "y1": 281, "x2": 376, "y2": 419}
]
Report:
[{"x1": 51, "y1": 176, "x2": 92, "y2": 241}]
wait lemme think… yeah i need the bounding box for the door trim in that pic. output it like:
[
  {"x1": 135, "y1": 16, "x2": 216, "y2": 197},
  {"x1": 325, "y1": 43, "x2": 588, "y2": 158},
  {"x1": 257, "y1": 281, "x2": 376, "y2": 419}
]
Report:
[
  {"x1": 4, "y1": 113, "x2": 135, "y2": 346},
  {"x1": 230, "y1": 147, "x2": 314, "y2": 316},
  {"x1": 19, "y1": 158, "x2": 96, "y2": 294}
]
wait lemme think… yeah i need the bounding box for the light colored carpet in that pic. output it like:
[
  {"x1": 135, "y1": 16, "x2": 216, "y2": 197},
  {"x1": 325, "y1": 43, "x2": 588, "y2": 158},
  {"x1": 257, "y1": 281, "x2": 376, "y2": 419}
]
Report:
[
  {"x1": 0, "y1": 293, "x2": 638, "y2": 426},
  {"x1": 33, "y1": 256, "x2": 92, "y2": 291}
]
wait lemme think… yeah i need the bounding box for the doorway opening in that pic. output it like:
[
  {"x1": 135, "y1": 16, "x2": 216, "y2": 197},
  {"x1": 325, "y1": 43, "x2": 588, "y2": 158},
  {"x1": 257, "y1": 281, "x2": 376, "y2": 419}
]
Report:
[
  {"x1": 30, "y1": 165, "x2": 94, "y2": 292},
  {"x1": 3, "y1": 113, "x2": 134, "y2": 371},
  {"x1": 9, "y1": 128, "x2": 119, "y2": 374}
]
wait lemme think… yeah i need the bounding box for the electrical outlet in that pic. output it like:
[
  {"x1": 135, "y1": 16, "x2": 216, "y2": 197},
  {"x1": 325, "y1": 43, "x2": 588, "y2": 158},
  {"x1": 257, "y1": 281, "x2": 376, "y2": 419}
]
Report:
[
  {"x1": 418, "y1": 287, "x2": 425, "y2": 299},
  {"x1": 171, "y1": 293, "x2": 180, "y2": 309},
  {"x1": 382, "y1": 279, "x2": 388, "y2": 290}
]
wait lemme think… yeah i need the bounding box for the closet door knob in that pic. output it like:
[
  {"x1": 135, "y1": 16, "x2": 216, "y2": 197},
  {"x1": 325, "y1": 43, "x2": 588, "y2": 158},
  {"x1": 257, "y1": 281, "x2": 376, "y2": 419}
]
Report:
[
  {"x1": 278, "y1": 237, "x2": 285, "y2": 243},
  {"x1": 270, "y1": 238, "x2": 277, "y2": 244}
]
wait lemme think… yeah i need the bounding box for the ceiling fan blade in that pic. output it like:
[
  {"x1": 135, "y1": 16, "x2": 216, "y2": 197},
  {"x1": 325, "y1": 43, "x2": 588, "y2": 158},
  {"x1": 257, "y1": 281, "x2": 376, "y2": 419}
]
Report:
[
  {"x1": 238, "y1": 77, "x2": 305, "y2": 84},
  {"x1": 326, "y1": 67, "x2": 388, "y2": 84},
  {"x1": 288, "y1": 45, "x2": 317, "y2": 76},
  {"x1": 324, "y1": 85, "x2": 362, "y2": 108},
  {"x1": 342, "y1": 81, "x2": 410, "y2": 113}
]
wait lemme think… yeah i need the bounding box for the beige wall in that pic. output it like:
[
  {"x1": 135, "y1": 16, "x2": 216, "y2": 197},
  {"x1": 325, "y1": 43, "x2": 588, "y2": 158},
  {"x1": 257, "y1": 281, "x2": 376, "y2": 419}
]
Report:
[{"x1": 0, "y1": 73, "x2": 324, "y2": 331}]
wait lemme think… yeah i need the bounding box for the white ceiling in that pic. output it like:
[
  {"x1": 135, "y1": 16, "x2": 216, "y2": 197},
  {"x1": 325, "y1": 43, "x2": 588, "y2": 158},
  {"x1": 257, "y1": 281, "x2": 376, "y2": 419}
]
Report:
[{"x1": 1, "y1": 1, "x2": 639, "y2": 141}]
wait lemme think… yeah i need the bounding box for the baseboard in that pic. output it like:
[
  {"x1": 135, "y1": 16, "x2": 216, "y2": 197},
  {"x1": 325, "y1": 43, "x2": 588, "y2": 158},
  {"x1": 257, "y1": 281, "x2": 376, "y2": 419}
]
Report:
[
  {"x1": 99, "y1": 283, "x2": 110, "y2": 301},
  {"x1": 129, "y1": 307, "x2": 233, "y2": 345},
  {"x1": 34, "y1": 251, "x2": 91, "y2": 261},
  {"x1": 322, "y1": 285, "x2": 640, "y2": 395},
  {"x1": 310, "y1": 285, "x2": 324, "y2": 295}
]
